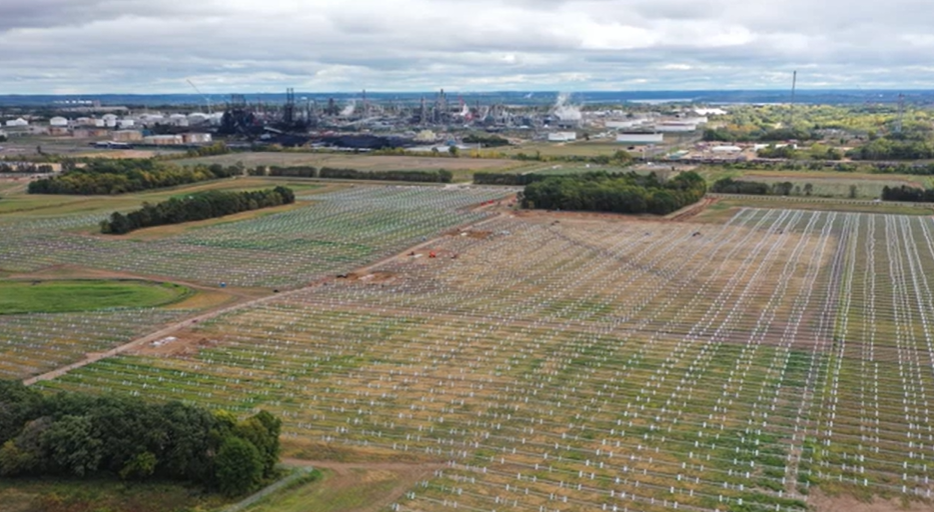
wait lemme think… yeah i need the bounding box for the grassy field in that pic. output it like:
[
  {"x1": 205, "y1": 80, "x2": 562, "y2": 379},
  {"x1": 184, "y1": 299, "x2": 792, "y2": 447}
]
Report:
[
  {"x1": 0, "y1": 279, "x2": 190, "y2": 314},
  {"x1": 176, "y1": 152, "x2": 529, "y2": 182},
  {"x1": 243, "y1": 467, "x2": 418, "y2": 512},
  {"x1": 0, "y1": 477, "x2": 229, "y2": 512}
]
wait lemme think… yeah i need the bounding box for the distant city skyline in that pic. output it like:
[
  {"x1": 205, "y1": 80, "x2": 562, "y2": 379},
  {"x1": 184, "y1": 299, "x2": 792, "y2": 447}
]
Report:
[{"x1": 2, "y1": 0, "x2": 933, "y2": 94}]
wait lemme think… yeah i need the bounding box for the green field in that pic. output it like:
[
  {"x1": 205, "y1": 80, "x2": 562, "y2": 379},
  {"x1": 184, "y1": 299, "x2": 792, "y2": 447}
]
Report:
[
  {"x1": 0, "y1": 280, "x2": 190, "y2": 314},
  {"x1": 241, "y1": 468, "x2": 410, "y2": 512},
  {"x1": 0, "y1": 477, "x2": 229, "y2": 512}
]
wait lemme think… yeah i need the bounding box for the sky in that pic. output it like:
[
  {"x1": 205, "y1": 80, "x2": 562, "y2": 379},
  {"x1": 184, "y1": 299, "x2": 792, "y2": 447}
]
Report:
[{"x1": 1, "y1": 0, "x2": 933, "y2": 94}]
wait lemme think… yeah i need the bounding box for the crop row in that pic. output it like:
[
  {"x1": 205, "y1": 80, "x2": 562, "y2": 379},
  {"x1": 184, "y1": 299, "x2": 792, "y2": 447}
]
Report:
[{"x1": 39, "y1": 208, "x2": 934, "y2": 511}]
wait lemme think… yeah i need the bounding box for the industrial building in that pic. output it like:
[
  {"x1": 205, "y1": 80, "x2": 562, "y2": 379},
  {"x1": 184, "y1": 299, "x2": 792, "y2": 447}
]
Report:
[
  {"x1": 548, "y1": 132, "x2": 577, "y2": 142},
  {"x1": 182, "y1": 133, "x2": 212, "y2": 144},
  {"x1": 113, "y1": 130, "x2": 144, "y2": 142},
  {"x1": 72, "y1": 128, "x2": 111, "y2": 139},
  {"x1": 143, "y1": 135, "x2": 183, "y2": 146},
  {"x1": 605, "y1": 119, "x2": 649, "y2": 130},
  {"x1": 711, "y1": 145, "x2": 743, "y2": 154},
  {"x1": 616, "y1": 133, "x2": 663, "y2": 145}
]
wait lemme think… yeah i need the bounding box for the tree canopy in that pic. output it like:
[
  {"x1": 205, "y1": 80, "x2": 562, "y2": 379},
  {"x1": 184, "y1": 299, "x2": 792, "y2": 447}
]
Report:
[
  {"x1": 0, "y1": 381, "x2": 281, "y2": 497},
  {"x1": 101, "y1": 186, "x2": 296, "y2": 234},
  {"x1": 521, "y1": 171, "x2": 706, "y2": 215},
  {"x1": 28, "y1": 159, "x2": 241, "y2": 195}
]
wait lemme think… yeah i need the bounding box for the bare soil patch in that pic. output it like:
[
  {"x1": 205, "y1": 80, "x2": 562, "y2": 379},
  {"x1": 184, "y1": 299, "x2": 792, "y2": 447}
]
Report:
[
  {"x1": 340, "y1": 271, "x2": 400, "y2": 285},
  {"x1": 131, "y1": 330, "x2": 221, "y2": 358},
  {"x1": 667, "y1": 197, "x2": 720, "y2": 222},
  {"x1": 809, "y1": 489, "x2": 932, "y2": 512},
  {"x1": 512, "y1": 208, "x2": 662, "y2": 225},
  {"x1": 446, "y1": 228, "x2": 492, "y2": 239}
]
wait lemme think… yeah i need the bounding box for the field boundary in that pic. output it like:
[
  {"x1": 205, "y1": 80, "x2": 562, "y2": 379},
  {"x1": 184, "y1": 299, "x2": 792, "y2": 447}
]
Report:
[{"x1": 220, "y1": 467, "x2": 317, "y2": 512}]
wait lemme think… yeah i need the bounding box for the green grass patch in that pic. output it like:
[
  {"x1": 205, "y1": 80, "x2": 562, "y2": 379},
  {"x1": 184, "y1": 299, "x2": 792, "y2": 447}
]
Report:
[
  {"x1": 0, "y1": 279, "x2": 191, "y2": 314},
  {"x1": 243, "y1": 468, "x2": 400, "y2": 512},
  {"x1": 0, "y1": 477, "x2": 229, "y2": 512}
]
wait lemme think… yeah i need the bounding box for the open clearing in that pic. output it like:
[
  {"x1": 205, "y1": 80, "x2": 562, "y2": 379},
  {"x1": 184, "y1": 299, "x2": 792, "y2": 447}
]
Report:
[{"x1": 0, "y1": 279, "x2": 189, "y2": 314}]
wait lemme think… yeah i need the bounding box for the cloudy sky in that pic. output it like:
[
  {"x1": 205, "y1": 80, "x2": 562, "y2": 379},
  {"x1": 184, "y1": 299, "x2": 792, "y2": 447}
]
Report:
[{"x1": 1, "y1": 0, "x2": 931, "y2": 94}]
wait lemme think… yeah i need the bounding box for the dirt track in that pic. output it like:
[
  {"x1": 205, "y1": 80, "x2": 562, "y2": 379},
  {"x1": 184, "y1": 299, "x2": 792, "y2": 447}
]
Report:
[{"x1": 281, "y1": 458, "x2": 443, "y2": 512}]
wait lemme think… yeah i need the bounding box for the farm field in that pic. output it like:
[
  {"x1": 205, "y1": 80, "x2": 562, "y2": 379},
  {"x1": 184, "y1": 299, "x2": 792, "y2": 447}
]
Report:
[
  {"x1": 494, "y1": 139, "x2": 691, "y2": 159},
  {"x1": 698, "y1": 168, "x2": 934, "y2": 199},
  {"x1": 36, "y1": 206, "x2": 934, "y2": 512},
  {"x1": 0, "y1": 184, "x2": 512, "y2": 382},
  {"x1": 0, "y1": 185, "x2": 509, "y2": 288},
  {"x1": 177, "y1": 152, "x2": 529, "y2": 182}
]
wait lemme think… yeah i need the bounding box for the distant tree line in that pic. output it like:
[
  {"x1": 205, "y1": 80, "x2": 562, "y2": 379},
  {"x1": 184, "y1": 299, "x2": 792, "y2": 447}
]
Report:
[
  {"x1": 261, "y1": 165, "x2": 453, "y2": 183},
  {"x1": 319, "y1": 167, "x2": 452, "y2": 183},
  {"x1": 846, "y1": 138, "x2": 934, "y2": 161},
  {"x1": 513, "y1": 150, "x2": 633, "y2": 166},
  {"x1": 0, "y1": 163, "x2": 53, "y2": 174},
  {"x1": 711, "y1": 178, "x2": 824, "y2": 197},
  {"x1": 185, "y1": 142, "x2": 232, "y2": 158},
  {"x1": 474, "y1": 168, "x2": 643, "y2": 186},
  {"x1": 703, "y1": 127, "x2": 818, "y2": 143},
  {"x1": 28, "y1": 159, "x2": 241, "y2": 195},
  {"x1": 473, "y1": 172, "x2": 554, "y2": 186},
  {"x1": 756, "y1": 145, "x2": 798, "y2": 159},
  {"x1": 0, "y1": 381, "x2": 281, "y2": 497},
  {"x1": 881, "y1": 185, "x2": 934, "y2": 202},
  {"x1": 521, "y1": 171, "x2": 707, "y2": 215},
  {"x1": 267, "y1": 166, "x2": 317, "y2": 178},
  {"x1": 101, "y1": 186, "x2": 295, "y2": 234},
  {"x1": 463, "y1": 134, "x2": 511, "y2": 147}
]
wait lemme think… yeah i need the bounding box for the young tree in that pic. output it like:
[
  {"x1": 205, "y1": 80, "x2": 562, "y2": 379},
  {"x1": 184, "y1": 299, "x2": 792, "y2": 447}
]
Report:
[{"x1": 215, "y1": 436, "x2": 264, "y2": 496}]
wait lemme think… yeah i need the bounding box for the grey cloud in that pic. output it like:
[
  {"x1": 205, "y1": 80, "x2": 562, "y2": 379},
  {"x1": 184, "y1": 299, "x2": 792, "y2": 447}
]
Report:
[{"x1": 0, "y1": 0, "x2": 930, "y2": 93}]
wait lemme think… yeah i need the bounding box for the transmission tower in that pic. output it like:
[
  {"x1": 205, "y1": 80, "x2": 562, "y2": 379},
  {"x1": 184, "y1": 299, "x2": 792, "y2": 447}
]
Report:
[{"x1": 895, "y1": 93, "x2": 905, "y2": 134}]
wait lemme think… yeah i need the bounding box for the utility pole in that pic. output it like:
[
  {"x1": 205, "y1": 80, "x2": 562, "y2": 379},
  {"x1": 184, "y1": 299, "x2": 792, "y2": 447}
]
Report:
[
  {"x1": 788, "y1": 70, "x2": 797, "y2": 127},
  {"x1": 896, "y1": 93, "x2": 905, "y2": 134}
]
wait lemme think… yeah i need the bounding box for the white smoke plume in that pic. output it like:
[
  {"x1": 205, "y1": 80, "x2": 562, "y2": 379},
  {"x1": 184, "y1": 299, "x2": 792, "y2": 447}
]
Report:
[
  {"x1": 340, "y1": 100, "x2": 356, "y2": 117},
  {"x1": 553, "y1": 92, "x2": 582, "y2": 122}
]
